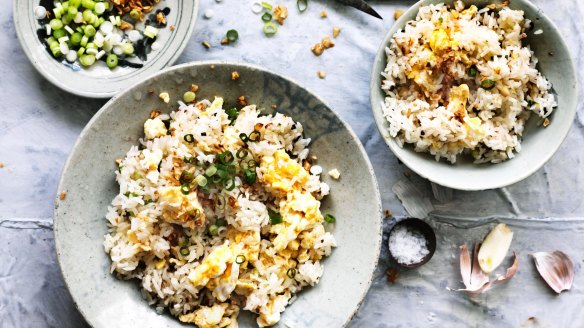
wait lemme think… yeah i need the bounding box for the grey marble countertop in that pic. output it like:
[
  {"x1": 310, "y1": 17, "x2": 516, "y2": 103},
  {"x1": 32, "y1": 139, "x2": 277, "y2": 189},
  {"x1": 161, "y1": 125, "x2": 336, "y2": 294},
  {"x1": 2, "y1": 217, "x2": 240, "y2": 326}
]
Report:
[{"x1": 2, "y1": 0, "x2": 584, "y2": 327}]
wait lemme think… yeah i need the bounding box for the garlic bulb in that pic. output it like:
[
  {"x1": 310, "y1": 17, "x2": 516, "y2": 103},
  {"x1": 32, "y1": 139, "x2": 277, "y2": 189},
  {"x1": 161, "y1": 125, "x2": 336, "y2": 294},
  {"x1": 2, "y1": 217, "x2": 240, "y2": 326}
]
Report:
[
  {"x1": 477, "y1": 223, "x2": 514, "y2": 273},
  {"x1": 532, "y1": 251, "x2": 574, "y2": 294}
]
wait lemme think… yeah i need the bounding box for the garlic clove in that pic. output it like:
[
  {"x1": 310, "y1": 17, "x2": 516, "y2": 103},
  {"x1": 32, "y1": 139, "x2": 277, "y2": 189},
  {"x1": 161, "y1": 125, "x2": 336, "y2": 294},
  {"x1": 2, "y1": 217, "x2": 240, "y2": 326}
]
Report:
[
  {"x1": 532, "y1": 251, "x2": 574, "y2": 294},
  {"x1": 478, "y1": 223, "x2": 513, "y2": 273}
]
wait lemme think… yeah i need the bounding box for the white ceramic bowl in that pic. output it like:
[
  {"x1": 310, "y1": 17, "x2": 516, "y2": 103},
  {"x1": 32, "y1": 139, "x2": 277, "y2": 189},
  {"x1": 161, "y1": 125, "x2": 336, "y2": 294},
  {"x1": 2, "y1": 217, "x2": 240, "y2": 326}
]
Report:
[{"x1": 370, "y1": 0, "x2": 578, "y2": 190}]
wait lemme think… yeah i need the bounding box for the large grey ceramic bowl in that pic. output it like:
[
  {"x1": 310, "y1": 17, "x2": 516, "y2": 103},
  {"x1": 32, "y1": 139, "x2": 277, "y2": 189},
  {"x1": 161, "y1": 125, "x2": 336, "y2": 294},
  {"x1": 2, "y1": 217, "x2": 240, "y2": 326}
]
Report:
[
  {"x1": 370, "y1": 0, "x2": 577, "y2": 190},
  {"x1": 14, "y1": 0, "x2": 198, "y2": 98},
  {"x1": 54, "y1": 62, "x2": 382, "y2": 327}
]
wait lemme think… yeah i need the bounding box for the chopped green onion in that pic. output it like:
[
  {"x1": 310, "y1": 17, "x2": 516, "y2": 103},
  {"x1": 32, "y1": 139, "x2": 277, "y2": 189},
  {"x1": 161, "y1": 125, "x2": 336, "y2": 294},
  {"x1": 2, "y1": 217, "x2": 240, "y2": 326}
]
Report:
[
  {"x1": 70, "y1": 0, "x2": 82, "y2": 8},
  {"x1": 297, "y1": 0, "x2": 308, "y2": 12},
  {"x1": 286, "y1": 268, "x2": 297, "y2": 279},
  {"x1": 468, "y1": 66, "x2": 477, "y2": 77},
  {"x1": 236, "y1": 149, "x2": 248, "y2": 159},
  {"x1": 225, "y1": 107, "x2": 238, "y2": 122},
  {"x1": 263, "y1": 22, "x2": 278, "y2": 36},
  {"x1": 70, "y1": 32, "x2": 83, "y2": 45},
  {"x1": 209, "y1": 224, "x2": 219, "y2": 236},
  {"x1": 438, "y1": 17, "x2": 443, "y2": 23},
  {"x1": 79, "y1": 54, "x2": 95, "y2": 66},
  {"x1": 184, "y1": 134, "x2": 195, "y2": 143},
  {"x1": 247, "y1": 159, "x2": 257, "y2": 168},
  {"x1": 248, "y1": 130, "x2": 261, "y2": 142},
  {"x1": 243, "y1": 169, "x2": 257, "y2": 184},
  {"x1": 211, "y1": 174, "x2": 223, "y2": 184},
  {"x1": 223, "y1": 177, "x2": 236, "y2": 191},
  {"x1": 106, "y1": 54, "x2": 118, "y2": 69},
  {"x1": 235, "y1": 254, "x2": 246, "y2": 264},
  {"x1": 53, "y1": 29, "x2": 66, "y2": 39},
  {"x1": 83, "y1": 25, "x2": 96, "y2": 37},
  {"x1": 239, "y1": 133, "x2": 249, "y2": 142},
  {"x1": 144, "y1": 199, "x2": 154, "y2": 205},
  {"x1": 129, "y1": 9, "x2": 141, "y2": 21},
  {"x1": 262, "y1": 12, "x2": 272, "y2": 22},
  {"x1": 180, "y1": 183, "x2": 190, "y2": 195},
  {"x1": 183, "y1": 91, "x2": 196, "y2": 103},
  {"x1": 121, "y1": 43, "x2": 134, "y2": 55},
  {"x1": 324, "y1": 214, "x2": 336, "y2": 223},
  {"x1": 261, "y1": 2, "x2": 273, "y2": 10},
  {"x1": 49, "y1": 19, "x2": 63, "y2": 30},
  {"x1": 144, "y1": 25, "x2": 158, "y2": 38},
  {"x1": 226, "y1": 29, "x2": 239, "y2": 43},
  {"x1": 80, "y1": 35, "x2": 89, "y2": 47},
  {"x1": 82, "y1": 9, "x2": 94, "y2": 22},
  {"x1": 218, "y1": 151, "x2": 235, "y2": 164},
  {"x1": 81, "y1": 0, "x2": 95, "y2": 10},
  {"x1": 268, "y1": 210, "x2": 283, "y2": 225},
  {"x1": 481, "y1": 79, "x2": 496, "y2": 90},
  {"x1": 215, "y1": 219, "x2": 227, "y2": 227},
  {"x1": 179, "y1": 246, "x2": 190, "y2": 256},
  {"x1": 188, "y1": 208, "x2": 201, "y2": 219},
  {"x1": 67, "y1": 6, "x2": 78, "y2": 20},
  {"x1": 195, "y1": 175, "x2": 208, "y2": 187},
  {"x1": 206, "y1": 166, "x2": 217, "y2": 177},
  {"x1": 180, "y1": 170, "x2": 194, "y2": 184}
]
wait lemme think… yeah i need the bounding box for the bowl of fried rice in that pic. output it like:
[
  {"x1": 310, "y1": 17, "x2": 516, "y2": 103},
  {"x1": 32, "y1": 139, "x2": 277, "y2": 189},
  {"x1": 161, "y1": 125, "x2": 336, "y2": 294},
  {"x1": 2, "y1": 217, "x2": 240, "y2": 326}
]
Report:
[
  {"x1": 371, "y1": 0, "x2": 577, "y2": 190},
  {"x1": 54, "y1": 61, "x2": 382, "y2": 327}
]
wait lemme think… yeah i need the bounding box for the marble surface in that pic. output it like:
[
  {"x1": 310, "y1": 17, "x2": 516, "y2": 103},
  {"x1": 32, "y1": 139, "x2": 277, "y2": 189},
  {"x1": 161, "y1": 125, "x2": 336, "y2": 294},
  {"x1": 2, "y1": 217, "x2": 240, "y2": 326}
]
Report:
[{"x1": 1, "y1": 0, "x2": 583, "y2": 327}]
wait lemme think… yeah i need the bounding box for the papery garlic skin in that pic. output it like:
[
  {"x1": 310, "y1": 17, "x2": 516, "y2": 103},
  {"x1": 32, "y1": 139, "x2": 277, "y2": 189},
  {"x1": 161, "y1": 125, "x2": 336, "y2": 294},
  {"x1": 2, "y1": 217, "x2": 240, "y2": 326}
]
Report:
[
  {"x1": 532, "y1": 251, "x2": 574, "y2": 294},
  {"x1": 477, "y1": 224, "x2": 514, "y2": 273}
]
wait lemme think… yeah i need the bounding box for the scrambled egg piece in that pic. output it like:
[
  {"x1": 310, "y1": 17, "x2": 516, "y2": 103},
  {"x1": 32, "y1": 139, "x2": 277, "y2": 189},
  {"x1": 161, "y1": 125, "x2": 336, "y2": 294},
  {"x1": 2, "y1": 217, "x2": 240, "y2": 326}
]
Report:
[
  {"x1": 271, "y1": 191, "x2": 323, "y2": 251},
  {"x1": 261, "y1": 150, "x2": 309, "y2": 195},
  {"x1": 189, "y1": 242, "x2": 233, "y2": 287},
  {"x1": 447, "y1": 84, "x2": 470, "y2": 120},
  {"x1": 144, "y1": 118, "x2": 167, "y2": 139},
  {"x1": 227, "y1": 229, "x2": 261, "y2": 261},
  {"x1": 158, "y1": 186, "x2": 205, "y2": 228},
  {"x1": 257, "y1": 295, "x2": 289, "y2": 327},
  {"x1": 429, "y1": 28, "x2": 457, "y2": 53},
  {"x1": 179, "y1": 303, "x2": 237, "y2": 328}
]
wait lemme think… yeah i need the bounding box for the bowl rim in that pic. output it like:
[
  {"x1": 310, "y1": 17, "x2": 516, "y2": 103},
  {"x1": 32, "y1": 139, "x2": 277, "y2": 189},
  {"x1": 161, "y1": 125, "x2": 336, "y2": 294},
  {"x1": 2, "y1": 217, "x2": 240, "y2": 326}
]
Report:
[
  {"x1": 53, "y1": 60, "x2": 384, "y2": 327},
  {"x1": 369, "y1": 0, "x2": 579, "y2": 191},
  {"x1": 13, "y1": 0, "x2": 200, "y2": 98}
]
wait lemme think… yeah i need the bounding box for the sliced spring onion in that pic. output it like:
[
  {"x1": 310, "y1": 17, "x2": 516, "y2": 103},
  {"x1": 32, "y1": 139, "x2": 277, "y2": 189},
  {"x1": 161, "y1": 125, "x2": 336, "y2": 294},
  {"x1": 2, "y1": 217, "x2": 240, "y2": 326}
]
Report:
[
  {"x1": 144, "y1": 25, "x2": 158, "y2": 38},
  {"x1": 286, "y1": 268, "x2": 297, "y2": 279},
  {"x1": 261, "y1": 12, "x2": 272, "y2": 22},
  {"x1": 79, "y1": 54, "x2": 95, "y2": 66},
  {"x1": 83, "y1": 25, "x2": 96, "y2": 37},
  {"x1": 263, "y1": 21, "x2": 278, "y2": 36},
  {"x1": 243, "y1": 169, "x2": 257, "y2": 184},
  {"x1": 208, "y1": 224, "x2": 219, "y2": 236},
  {"x1": 215, "y1": 219, "x2": 227, "y2": 227},
  {"x1": 180, "y1": 170, "x2": 194, "y2": 184},
  {"x1": 223, "y1": 177, "x2": 236, "y2": 191},
  {"x1": 297, "y1": 0, "x2": 308, "y2": 12},
  {"x1": 94, "y1": 2, "x2": 106, "y2": 15},
  {"x1": 268, "y1": 210, "x2": 283, "y2": 225},
  {"x1": 236, "y1": 149, "x2": 248, "y2": 159},
  {"x1": 226, "y1": 29, "x2": 239, "y2": 43},
  {"x1": 247, "y1": 159, "x2": 257, "y2": 168},
  {"x1": 235, "y1": 254, "x2": 246, "y2": 264},
  {"x1": 183, "y1": 91, "x2": 196, "y2": 103},
  {"x1": 195, "y1": 175, "x2": 208, "y2": 187},
  {"x1": 239, "y1": 133, "x2": 249, "y2": 142},
  {"x1": 206, "y1": 166, "x2": 218, "y2": 177},
  {"x1": 106, "y1": 54, "x2": 118, "y2": 69},
  {"x1": 218, "y1": 151, "x2": 235, "y2": 164},
  {"x1": 468, "y1": 66, "x2": 477, "y2": 77},
  {"x1": 121, "y1": 43, "x2": 134, "y2": 55},
  {"x1": 49, "y1": 19, "x2": 64, "y2": 30},
  {"x1": 70, "y1": 32, "x2": 83, "y2": 45},
  {"x1": 261, "y1": 2, "x2": 273, "y2": 10},
  {"x1": 324, "y1": 214, "x2": 336, "y2": 223},
  {"x1": 184, "y1": 134, "x2": 195, "y2": 143},
  {"x1": 53, "y1": 29, "x2": 66, "y2": 39},
  {"x1": 248, "y1": 130, "x2": 261, "y2": 142},
  {"x1": 481, "y1": 79, "x2": 496, "y2": 90},
  {"x1": 225, "y1": 107, "x2": 238, "y2": 121},
  {"x1": 81, "y1": 0, "x2": 96, "y2": 10},
  {"x1": 180, "y1": 183, "x2": 190, "y2": 195},
  {"x1": 179, "y1": 246, "x2": 190, "y2": 256},
  {"x1": 130, "y1": 9, "x2": 141, "y2": 21}
]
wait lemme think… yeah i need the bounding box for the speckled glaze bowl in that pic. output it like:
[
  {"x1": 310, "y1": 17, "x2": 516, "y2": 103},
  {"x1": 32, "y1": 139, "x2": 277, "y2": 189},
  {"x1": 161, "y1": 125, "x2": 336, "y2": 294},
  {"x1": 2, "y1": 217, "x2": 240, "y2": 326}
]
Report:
[
  {"x1": 54, "y1": 62, "x2": 382, "y2": 327},
  {"x1": 370, "y1": 0, "x2": 578, "y2": 190},
  {"x1": 14, "y1": 0, "x2": 198, "y2": 98}
]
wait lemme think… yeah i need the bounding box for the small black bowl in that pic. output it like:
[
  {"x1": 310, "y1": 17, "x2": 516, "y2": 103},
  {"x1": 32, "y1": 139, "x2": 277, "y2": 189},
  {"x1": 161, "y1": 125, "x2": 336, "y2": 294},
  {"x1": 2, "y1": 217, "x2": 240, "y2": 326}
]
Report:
[{"x1": 388, "y1": 218, "x2": 437, "y2": 269}]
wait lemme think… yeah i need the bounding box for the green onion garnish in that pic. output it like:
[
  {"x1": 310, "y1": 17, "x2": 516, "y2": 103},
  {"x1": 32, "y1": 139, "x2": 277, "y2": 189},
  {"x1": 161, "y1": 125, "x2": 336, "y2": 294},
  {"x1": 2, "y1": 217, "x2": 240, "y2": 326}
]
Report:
[
  {"x1": 236, "y1": 149, "x2": 248, "y2": 159},
  {"x1": 225, "y1": 107, "x2": 239, "y2": 122},
  {"x1": 180, "y1": 183, "x2": 190, "y2": 195},
  {"x1": 226, "y1": 29, "x2": 239, "y2": 43},
  {"x1": 106, "y1": 54, "x2": 118, "y2": 69},
  {"x1": 223, "y1": 177, "x2": 236, "y2": 191},
  {"x1": 324, "y1": 214, "x2": 336, "y2": 223},
  {"x1": 179, "y1": 246, "x2": 190, "y2": 256},
  {"x1": 481, "y1": 79, "x2": 496, "y2": 90},
  {"x1": 286, "y1": 268, "x2": 297, "y2": 279},
  {"x1": 215, "y1": 219, "x2": 227, "y2": 227},
  {"x1": 129, "y1": 9, "x2": 141, "y2": 21},
  {"x1": 468, "y1": 66, "x2": 477, "y2": 77},
  {"x1": 183, "y1": 156, "x2": 195, "y2": 164},
  {"x1": 263, "y1": 22, "x2": 278, "y2": 36},
  {"x1": 438, "y1": 17, "x2": 443, "y2": 23},
  {"x1": 211, "y1": 174, "x2": 223, "y2": 184},
  {"x1": 243, "y1": 169, "x2": 257, "y2": 184},
  {"x1": 188, "y1": 208, "x2": 201, "y2": 219},
  {"x1": 247, "y1": 159, "x2": 257, "y2": 168},
  {"x1": 144, "y1": 199, "x2": 154, "y2": 205},
  {"x1": 262, "y1": 12, "x2": 272, "y2": 22},
  {"x1": 209, "y1": 224, "x2": 219, "y2": 236},
  {"x1": 218, "y1": 151, "x2": 235, "y2": 164},
  {"x1": 297, "y1": 0, "x2": 308, "y2": 12},
  {"x1": 184, "y1": 134, "x2": 195, "y2": 143},
  {"x1": 195, "y1": 175, "x2": 208, "y2": 187},
  {"x1": 261, "y1": 2, "x2": 273, "y2": 10},
  {"x1": 206, "y1": 165, "x2": 218, "y2": 177},
  {"x1": 183, "y1": 91, "x2": 196, "y2": 103},
  {"x1": 239, "y1": 133, "x2": 249, "y2": 142},
  {"x1": 268, "y1": 210, "x2": 283, "y2": 225},
  {"x1": 248, "y1": 130, "x2": 261, "y2": 142},
  {"x1": 180, "y1": 170, "x2": 194, "y2": 184},
  {"x1": 235, "y1": 254, "x2": 246, "y2": 264}
]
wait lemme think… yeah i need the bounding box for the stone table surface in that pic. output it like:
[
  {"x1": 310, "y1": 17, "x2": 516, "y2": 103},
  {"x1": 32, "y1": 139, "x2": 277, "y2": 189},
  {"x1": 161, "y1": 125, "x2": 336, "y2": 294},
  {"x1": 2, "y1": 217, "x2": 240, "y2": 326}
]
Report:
[{"x1": 1, "y1": 0, "x2": 584, "y2": 327}]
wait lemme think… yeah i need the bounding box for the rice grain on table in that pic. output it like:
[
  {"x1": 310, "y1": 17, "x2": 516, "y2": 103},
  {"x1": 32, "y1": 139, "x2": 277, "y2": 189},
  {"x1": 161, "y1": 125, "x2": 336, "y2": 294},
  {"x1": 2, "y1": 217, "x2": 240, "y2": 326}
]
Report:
[{"x1": 381, "y1": 1, "x2": 556, "y2": 164}]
